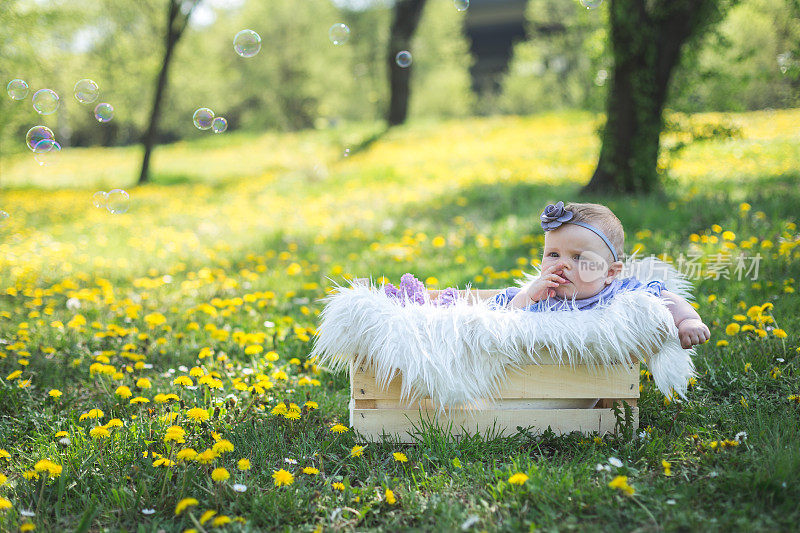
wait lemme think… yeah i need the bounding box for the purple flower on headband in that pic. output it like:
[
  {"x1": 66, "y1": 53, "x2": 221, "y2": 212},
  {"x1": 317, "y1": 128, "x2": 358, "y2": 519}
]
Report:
[{"x1": 540, "y1": 201, "x2": 574, "y2": 231}]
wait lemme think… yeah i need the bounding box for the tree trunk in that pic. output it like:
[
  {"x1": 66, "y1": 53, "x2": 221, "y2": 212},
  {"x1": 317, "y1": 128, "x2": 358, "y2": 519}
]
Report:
[
  {"x1": 138, "y1": 0, "x2": 196, "y2": 185},
  {"x1": 386, "y1": 0, "x2": 427, "y2": 127},
  {"x1": 582, "y1": 0, "x2": 718, "y2": 195}
]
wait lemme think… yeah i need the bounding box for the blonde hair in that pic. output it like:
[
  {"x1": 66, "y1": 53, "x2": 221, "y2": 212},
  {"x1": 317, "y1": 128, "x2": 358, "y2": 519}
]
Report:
[{"x1": 563, "y1": 202, "x2": 625, "y2": 261}]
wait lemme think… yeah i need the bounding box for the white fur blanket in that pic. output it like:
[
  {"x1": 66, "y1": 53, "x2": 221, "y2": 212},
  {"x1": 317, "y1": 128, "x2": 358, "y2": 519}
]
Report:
[{"x1": 311, "y1": 256, "x2": 697, "y2": 411}]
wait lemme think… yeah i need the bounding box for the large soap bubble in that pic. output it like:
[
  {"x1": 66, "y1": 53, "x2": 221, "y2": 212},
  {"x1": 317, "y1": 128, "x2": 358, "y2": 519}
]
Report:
[
  {"x1": 7, "y1": 79, "x2": 29, "y2": 100},
  {"x1": 32, "y1": 89, "x2": 59, "y2": 115},
  {"x1": 328, "y1": 23, "x2": 350, "y2": 45},
  {"x1": 74, "y1": 79, "x2": 100, "y2": 104},
  {"x1": 33, "y1": 139, "x2": 62, "y2": 166},
  {"x1": 25, "y1": 126, "x2": 55, "y2": 151},
  {"x1": 234, "y1": 29, "x2": 261, "y2": 58},
  {"x1": 92, "y1": 191, "x2": 108, "y2": 209},
  {"x1": 193, "y1": 108, "x2": 214, "y2": 130},
  {"x1": 106, "y1": 189, "x2": 130, "y2": 214},
  {"x1": 395, "y1": 51, "x2": 412, "y2": 68},
  {"x1": 212, "y1": 117, "x2": 228, "y2": 134},
  {"x1": 94, "y1": 103, "x2": 114, "y2": 122}
]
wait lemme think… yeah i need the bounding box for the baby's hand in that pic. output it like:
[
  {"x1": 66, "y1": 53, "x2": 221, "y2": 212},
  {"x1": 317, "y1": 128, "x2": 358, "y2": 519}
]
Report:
[
  {"x1": 677, "y1": 318, "x2": 710, "y2": 349},
  {"x1": 511, "y1": 262, "x2": 569, "y2": 307}
]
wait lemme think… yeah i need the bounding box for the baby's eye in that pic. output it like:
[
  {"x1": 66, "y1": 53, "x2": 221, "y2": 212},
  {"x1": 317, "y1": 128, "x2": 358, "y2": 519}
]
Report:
[
  {"x1": 548, "y1": 252, "x2": 559, "y2": 257},
  {"x1": 573, "y1": 254, "x2": 581, "y2": 261}
]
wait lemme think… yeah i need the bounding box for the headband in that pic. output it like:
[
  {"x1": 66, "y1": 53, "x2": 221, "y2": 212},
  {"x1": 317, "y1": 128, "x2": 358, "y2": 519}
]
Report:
[{"x1": 540, "y1": 201, "x2": 619, "y2": 262}]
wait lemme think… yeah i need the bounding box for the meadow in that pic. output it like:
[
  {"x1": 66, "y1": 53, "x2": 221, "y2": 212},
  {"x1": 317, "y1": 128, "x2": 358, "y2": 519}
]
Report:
[{"x1": 0, "y1": 109, "x2": 799, "y2": 532}]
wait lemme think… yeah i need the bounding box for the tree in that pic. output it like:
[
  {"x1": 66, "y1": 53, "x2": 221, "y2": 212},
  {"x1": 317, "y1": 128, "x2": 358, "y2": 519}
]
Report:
[
  {"x1": 386, "y1": 0, "x2": 427, "y2": 127},
  {"x1": 582, "y1": 0, "x2": 739, "y2": 195},
  {"x1": 138, "y1": 0, "x2": 201, "y2": 185}
]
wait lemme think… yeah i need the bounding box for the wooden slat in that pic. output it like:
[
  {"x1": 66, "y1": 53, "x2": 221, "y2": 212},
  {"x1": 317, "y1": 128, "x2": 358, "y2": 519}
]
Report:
[
  {"x1": 353, "y1": 398, "x2": 604, "y2": 410},
  {"x1": 349, "y1": 401, "x2": 639, "y2": 443},
  {"x1": 351, "y1": 361, "x2": 639, "y2": 401}
]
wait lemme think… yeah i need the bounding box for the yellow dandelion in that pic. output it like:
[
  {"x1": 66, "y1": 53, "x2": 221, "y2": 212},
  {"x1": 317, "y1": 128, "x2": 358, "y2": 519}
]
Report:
[
  {"x1": 0, "y1": 497, "x2": 11, "y2": 510},
  {"x1": 725, "y1": 323, "x2": 740, "y2": 335},
  {"x1": 212, "y1": 440, "x2": 234, "y2": 454},
  {"x1": 186, "y1": 408, "x2": 210, "y2": 422},
  {"x1": 176, "y1": 448, "x2": 198, "y2": 461},
  {"x1": 508, "y1": 473, "x2": 529, "y2": 485},
  {"x1": 385, "y1": 489, "x2": 397, "y2": 504},
  {"x1": 350, "y1": 445, "x2": 365, "y2": 458},
  {"x1": 393, "y1": 452, "x2": 408, "y2": 463},
  {"x1": 173, "y1": 376, "x2": 193, "y2": 387},
  {"x1": 115, "y1": 386, "x2": 132, "y2": 399},
  {"x1": 48, "y1": 389, "x2": 63, "y2": 399},
  {"x1": 662, "y1": 460, "x2": 672, "y2": 476},
  {"x1": 332, "y1": 482, "x2": 345, "y2": 491},
  {"x1": 608, "y1": 475, "x2": 635, "y2": 496},
  {"x1": 303, "y1": 467, "x2": 320, "y2": 475},
  {"x1": 175, "y1": 497, "x2": 198, "y2": 515},
  {"x1": 136, "y1": 377, "x2": 152, "y2": 389},
  {"x1": 211, "y1": 467, "x2": 230, "y2": 482},
  {"x1": 237, "y1": 458, "x2": 251, "y2": 471},
  {"x1": 272, "y1": 469, "x2": 294, "y2": 487},
  {"x1": 200, "y1": 510, "x2": 217, "y2": 524},
  {"x1": 773, "y1": 329, "x2": 787, "y2": 338},
  {"x1": 212, "y1": 516, "x2": 232, "y2": 526},
  {"x1": 90, "y1": 426, "x2": 111, "y2": 439},
  {"x1": 79, "y1": 408, "x2": 104, "y2": 421},
  {"x1": 330, "y1": 423, "x2": 349, "y2": 434},
  {"x1": 130, "y1": 396, "x2": 150, "y2": 404},
  {"x1": 194, "y1": 449, "x2": 218, "y2": 464}
]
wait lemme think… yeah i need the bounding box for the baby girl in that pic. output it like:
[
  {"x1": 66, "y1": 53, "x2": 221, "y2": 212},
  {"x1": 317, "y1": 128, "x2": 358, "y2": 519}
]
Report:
[{"x1": 418, "y1": 201, "x2": 711, "y2": 350}]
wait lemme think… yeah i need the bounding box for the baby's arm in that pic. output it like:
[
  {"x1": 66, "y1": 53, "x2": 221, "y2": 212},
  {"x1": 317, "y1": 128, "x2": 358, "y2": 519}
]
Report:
[{"x1": 661, "y1": 290, "x2": 711, "y2": 349}]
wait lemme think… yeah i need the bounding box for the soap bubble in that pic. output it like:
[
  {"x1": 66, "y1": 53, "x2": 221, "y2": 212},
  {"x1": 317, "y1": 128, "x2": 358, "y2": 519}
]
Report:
[
  {"x1": 32, "y1": 89, "x2": 59, "y2": 115},
  {"x1": 33, "y1": 139, "x2": 62, "y2": 166},
  {"x1": 211, "y1": 117, "x2": 227, "y2": 133},
  {"x1": 328, "y1": 23, "x2": 350, "y2": 45},
  {"x1": 454, "y1": 0, "x2": 469, "y2": 11},
  {"x1": 74, "y1": 79, "x2": 99, "y2": 104},
  {"x1": 193, "y1": 108, "x2": 214, "y2": 130},
  {"x1": 94, "y1": 103, "x2": 114, "y2": 122},
  {"x1": 92, "y1": 191, "x2": 108, "y2": 209},
  {"x1": 234, "y1": 29, "x2": 261, "y2": 58},
  {"x1": 0, "y1": 211, "x2": 8, "y2": 225},
  {"x1": 25, "y1": 126, "x2": 55, "y2": 151},
  {"x1": 343, "y1": 148, "x2": 350, "y2": 157},
  {"x1": 395, "y1": 51, "x2": 412, "y2": 68},
  {"x1": 106, "y1": 189, "x2": 130, "y2": 214},
  {"x1": 7, "y1": 79, "x2": 29, "y2": 100},
  {"x1": 579, "y1": 0, "x2": 603, "y2": 8}
]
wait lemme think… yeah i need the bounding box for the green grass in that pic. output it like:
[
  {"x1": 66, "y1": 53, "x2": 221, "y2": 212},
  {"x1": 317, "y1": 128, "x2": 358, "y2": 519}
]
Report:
[{"x1": 0, "y1": 109, "x2": 798, "y2": 531}]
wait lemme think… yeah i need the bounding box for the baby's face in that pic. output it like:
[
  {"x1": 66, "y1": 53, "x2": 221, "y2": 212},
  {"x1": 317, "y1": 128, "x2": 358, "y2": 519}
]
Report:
[{"x1": 541, "y1": 224, "x2": 621, "y2": 300}]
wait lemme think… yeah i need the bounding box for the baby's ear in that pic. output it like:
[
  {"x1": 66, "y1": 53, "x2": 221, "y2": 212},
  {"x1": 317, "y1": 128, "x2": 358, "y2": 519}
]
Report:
[{"x1": 606, "y1": 260, "x2": 624, "y2": 280}]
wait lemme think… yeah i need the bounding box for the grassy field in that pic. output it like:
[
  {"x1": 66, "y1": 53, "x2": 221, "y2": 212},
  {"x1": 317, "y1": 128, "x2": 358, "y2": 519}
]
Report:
[{"x1": 0, "y1": 109, "x2": 799, "y2": 532}]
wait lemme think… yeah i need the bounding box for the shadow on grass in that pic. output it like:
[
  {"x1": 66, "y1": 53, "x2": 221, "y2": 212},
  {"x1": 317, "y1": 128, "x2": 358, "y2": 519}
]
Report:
[{"x1": 390, "y1": 171, "x2": 800, "y2": 242}]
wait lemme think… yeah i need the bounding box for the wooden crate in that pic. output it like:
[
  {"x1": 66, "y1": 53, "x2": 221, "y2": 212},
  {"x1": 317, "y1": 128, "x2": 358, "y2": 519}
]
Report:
[{"x1": 349, "y1": 357, "x2": 639, "y2": 443}]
